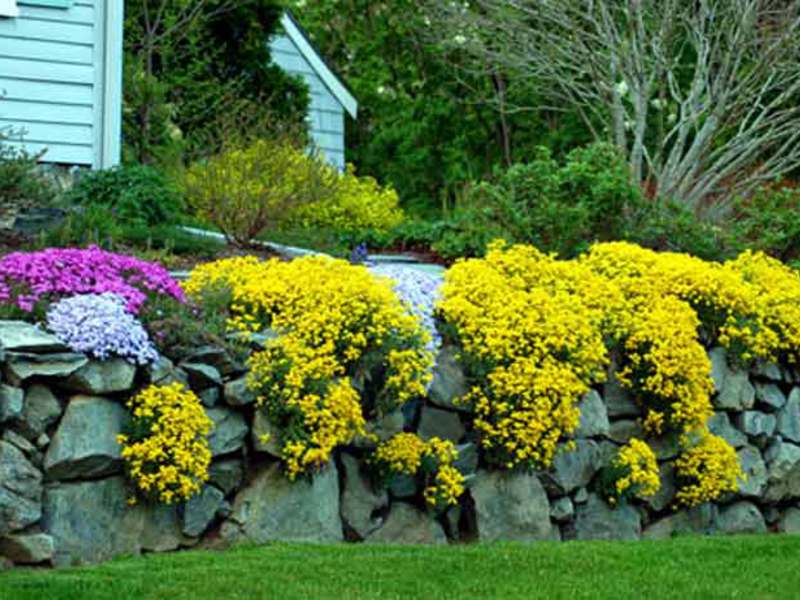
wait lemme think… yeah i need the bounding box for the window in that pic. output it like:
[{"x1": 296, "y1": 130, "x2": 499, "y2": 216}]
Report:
[{"x1": 0, "y1": 0, "x2": 19, "y2": 18}]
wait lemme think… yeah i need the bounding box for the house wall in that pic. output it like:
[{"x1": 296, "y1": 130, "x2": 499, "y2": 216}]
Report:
[
  {"x1": 0, "y1": 0, "x2": 122, "y2": 168},
  {"x1": 270, "y1": 33, "x2": 346, "y2": 170}
]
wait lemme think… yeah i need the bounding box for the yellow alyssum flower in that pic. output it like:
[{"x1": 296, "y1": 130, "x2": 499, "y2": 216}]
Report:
[
  {"x1": 674, "y1": 432, "x2": 742, "y2": 507},
  {"x1": 613, "y1": 438, "x2": 660, "y2": 499},
  {"x1": 117, "y1": 383, "x2": 212, "y2": 504}
]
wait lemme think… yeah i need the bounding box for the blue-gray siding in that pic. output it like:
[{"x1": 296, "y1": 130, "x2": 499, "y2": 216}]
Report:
[
  {"x1": 0, "y1": 0, "x2": 122, "y2": 167},
  {"x1": 270, "y1": 34, "x2": 346, "y2": 170}
]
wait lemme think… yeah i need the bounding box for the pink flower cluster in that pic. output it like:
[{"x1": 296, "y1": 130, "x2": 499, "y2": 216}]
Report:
[{"x1": 0, "y1": 246, "x2": 185, "y2": 314}]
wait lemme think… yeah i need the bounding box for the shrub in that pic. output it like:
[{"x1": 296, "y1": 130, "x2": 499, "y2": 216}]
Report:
[
  {"x1": 674, "y1": 433, "x2": 741, "y2": 507},
  {"x1": 0, "y1": 246, "x2": 184, "y2": 315},
  {"x1": 605, "y1": 439, "x2": 661, "y2": 504},
  {"x1": 183, "y1": 255, "x2": 433, "y2": 479},
  {"x1": 733, "y1": 184, "x2": 800, "y2": 264},
  {"x1": 182, "y1": 139, "x2": 336, "y2": 246},
  {"x1": 372, "y1": 433, "x2": 465, "y2": 508},
  {"x1": 65, "y1": 165, "x2": 182, "y2": 227},
  {"x1": 117, "y1": 383, "x2": 213, "y2": 504},
  {"x1": 46, "y1": 293, "x2": 158, "y2": 365}
]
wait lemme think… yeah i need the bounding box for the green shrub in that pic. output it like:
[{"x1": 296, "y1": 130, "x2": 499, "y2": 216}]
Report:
[
  {"x1": 0, "y1": 130, "x2": 58, "y2": 217},
  {"x1": 431, "y1": 143, "x2": 642, "y2": 259},
  {"x1": 65, "y1": 165, "x2": 182, "y2": 227},
  {"x1": 732, "y1": 185, "x2": 800, "y2": 263}
]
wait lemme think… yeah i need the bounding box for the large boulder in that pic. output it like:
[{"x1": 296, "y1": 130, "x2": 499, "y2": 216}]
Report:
[
  {"x1": 206, "y1": 407, "x2": 248, "y2": 456},
  {"x1": 708, "y1": 347, "x2": 730, "y2": 393},
  {"x1": 471, "y1": 470, "x2": 554, "y2": 542},
  {"x1": 0, "y1": 441, "x2": 42, "y2": 535},
  {"x1": 546, "y1": 440, "x2": 600, "y2": 494},
  {"x1": 181, "y1": 363, "x2": 222, "y2": 391},
  {"x1": 778, "y1": 507, "x2": 800, "y2": 534},
  {"x1": 41, "y1": 476, "x2": 144, "y2": 566},
  {"x1": 0, "y1": 321, "x2": 67, "y2": 353},
  {"x1": 251, "y1": 409, "x2": 282, "y2": 457},
  {"x1": 224, "y1": 377, "x2": 256, "y2": 407},
  {"x1": 44, "y1": 396, "x2": 129, "y2": 480},
  {"x1": 643, "y1": 504, "x2": 717, "y2": 540},
  {"x1": 340, "y1": 453, "x2": 388, "y2": 540},
  {"x1": 417, "y1": 406, "x2": 465, "y2": 443},
  {"x1": 764, "y1": 440, "x2": 800, "y2": 502},
  {"x1": 64, "y1": 359, "x2": 137, "y2": 395},
  {"x1": 18, "y1": 385, "x2": 62, "y2": 438},
  {"x1": 575, "y1": 390, "x2": 610, "y2": 438},
  {"x1": 737, "y1": 445, "x2": 767, "y2": 498},
  {"x1": 365, "y1": 503, "x2": 446, "y2": 544},
  {"x1": 708, "y1": 412, "x2": 747, "y2": 448},
  {"x1": 4, "y1": 352, "x2": 87, "y2": 383},
  {"x1": 222, "y1": 462, "x2": 342, "y2": 544},
  {"x1": 0, "y1": 384, "x2": 23, "y2": 423},
  {"x1": 0, "y1": 533, "x2": 54, "y2": 564},
  {"x1": 714, "y1": 502, "x2": 766, "y2": 535},
  {"x1": 755, "y1": 383, "x2": 786, "y2": 410},
  {"x1": 139, "y1": 503, "x2": 182, "y2": 553},
  {"x1": 182, "y1": 485, "x2": 225, "y2": 538},
  {"x1": 574, "y1": 494, "x2": 641, "y2": 541},
  {"x1": 777, "y1": 389, "x2": 800, "y2": 443},
  {"x1": 208, "y1": 459, "x2": 244, "y2": 495},
  {"x1": 603, "y1": 375, "x2": 639, "y2": 417},
  {"x1": 428, "y1": 346, "x2": 469, "y2": 412},
  {"x1": 716, "y1": 369, "x2": 755, "y2": 411}
]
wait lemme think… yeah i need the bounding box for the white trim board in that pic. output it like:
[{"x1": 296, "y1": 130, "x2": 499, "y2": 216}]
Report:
[{"x1": 279, "y1": 12, "x2": 358, "y2": 119}]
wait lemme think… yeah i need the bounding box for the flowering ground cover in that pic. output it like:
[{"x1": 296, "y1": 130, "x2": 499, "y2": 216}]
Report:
[{"x1": 2, "y1": 536, "x2": 799, "y2": 600}]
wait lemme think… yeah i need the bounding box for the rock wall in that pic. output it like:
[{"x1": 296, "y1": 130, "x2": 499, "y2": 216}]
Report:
[{"x1": 2, "y1": 320, "x2": 800, "y2": 568}]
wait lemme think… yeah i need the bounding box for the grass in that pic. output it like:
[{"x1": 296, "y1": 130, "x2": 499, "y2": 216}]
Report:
[{"x1": 2, "y1": 536, "x2": 799, "y2": 600}]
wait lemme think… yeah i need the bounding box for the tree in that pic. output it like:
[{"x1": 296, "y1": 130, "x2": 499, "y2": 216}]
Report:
[{"x1": 432, "y1": 0, "x2": 800, "y2": 213}]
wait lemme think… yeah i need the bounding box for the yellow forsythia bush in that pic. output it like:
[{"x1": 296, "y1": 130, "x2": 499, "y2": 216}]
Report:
[
  {"x1": 117, "y1": 383, "x2": 213, "y2": 504},
  {"x1": 184, "y1": 255, "x2": 432, "y2": 479},
  {"x1": 373, "y1": 433, "x2": 465, "y2": 507}
]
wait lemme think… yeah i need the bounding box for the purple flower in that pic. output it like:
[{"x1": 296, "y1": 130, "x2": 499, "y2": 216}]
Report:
[
  {"x1": 0, "y1": 246, "x2": 184, "y2": 314},
  {"x1": 46, "y1": 293, "x2": 159, "y2": 365}
]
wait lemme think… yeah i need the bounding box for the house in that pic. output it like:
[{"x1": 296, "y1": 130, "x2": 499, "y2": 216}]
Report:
[
  {"x1": 0, "y1": 0, "x2": 123, "y2": 169},
  {"x1": 270, "y1": 12, "x2": 357, "y2": 170},
  {"x1": 0, "y1": 6, "x2": 355, "y2": 171}
]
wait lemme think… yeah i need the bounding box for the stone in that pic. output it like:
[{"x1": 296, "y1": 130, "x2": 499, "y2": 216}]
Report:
[
  {"x1": 3, "y1": 429, "x2": 37, "y2": 457},
  {"x1": 354, "y1": 410, "x2": 405, "y2": 448},
  {"x1": 643, "y1": 504, "x2": 717, "y2": 540},
  {"x1": 755, "y1": 383, "x2": 786, "y2": 410},
  {"x1": 418, "y1": 405, "x2": 465, "y2": 443},
  {"x1": 753, "y1": 360, "x2": 783, "y2": 382},
  {"x1": 471, "y1": 470, "x2": 553, "y2": 542},
  {"x1": 183, "y1": 485, "x2": 225, "y2": 537},
  {"x1": 603, "y1": 376, "x2": 639, "y2": 417},
  {"x1": 708, "y1": 347, "x2": 730, "y2": 393},
  {"x1": 574, "y1": 494, "x2": 640, "y2": 541},
  {"x1": 428, "y1": 345, "x2": 469, "y2": 412},
  {"x1": 0, "y1": 441, "x2": 42, "y2": 535},
  {"x1": 183, "y1": 346, "x2": 239, "y2": 376},
  {"x1": 4, "y1": 352, "x2": 87, "y2": 383},
  {"x1": 550, "y1": 497, "x2": 574, "y2": 523},
  {"x1": 208, "y1": 459, "x2": 244, "y2": 495},
  {"x1": 181, "y1": 363, "x2": 222, "y2": 391},
  {"x1": 44, "y1": 396, "x2": 128, "y2": 480},
  {"x1": 389, "y1": 475, "x2": 418, "y2": 499},
  {"x1": 0, "y1": 384, "x2": 23, "y2": 423},
  {"x1": 224, "y1": 377, "x2": 256, "y2": 407},
  {"x1": 221, "y1": 462, "x2": 342, "y2": 544},
  {"x1": 140, "y1": 504, "x2": 182, "y2": 552},
  {"x1": 0, "y1": 533, "x2": 54, "y2": 564},
  {"x1": 764, "y1": 440, "x2": 800, "y2": 502},
  {"x1": 197, "y1": 387, "x2": 220, "y2": 408},
  {"x1": 453, "y1": 442, "x2": 478, "y2": 477},
  {"x1": 64, "y1": 359, "x2": 137, "y2": 395},
  {"x1": 738, "y1": 411, "x2": 776, "y2": 439},
  {"x1": 608, "y1": 420, "x2": 644, "y2": 444},
  {"x1": 145, "y1": 355, "x2": 176, "y2": 384},
  {"x1": 252, "y1": 409, "x2": 282, "y2": 457},
  {"x1": 777, "y1": 388, "x2": 800, "y2": 443},
  {"x1": 340, "y1": 453, "x2": 389, "y2": 540},
  {"x1": 206, "y1": 407, "x2": 247, "y2": 456},
  {"x1": 19, "y1": 384, "x2": 62, "y2": 438},
  {"x1": 547, "y1": 440, "x2": 600, "y2": 494},
  {"x1": 573, "y1": 487, "x2": 589, "y2": 504},
  {"x1": 41, "y1": 476, "x2": 144, "y2": 566},
  {"x1": 35, "y1": 434, "x2": 49, "y2": 449},
  {"x1": 0, "y1": 321, "x2": 67, "y2": 353},
  {"x1": 778, "y1": 507, "x2": 800, "y2": 534},
  {"x1": 645, "y1": 463, "x2": 676, "y2": 513},
  {"x1": 366, "y1": 503, "x2": 447, "y2": 544},
  {"x1": 737, "y1": 445, "x2": 767, "y2": 498},
  {"x1": 714, "y1": 501, "x2": 766, "y2": 535},
  {"x1": 707, "y1": 412, "x2": 747, "y2": 448},
  {"x1": 650, "y1": 433, "x2": 682, "y2": 461},
  {"x1": 716, "y1": 369, "x2": 755, "y2": 411},
  {"x1": 576, "y1": 390, "x2": 610, "y2": 438}
]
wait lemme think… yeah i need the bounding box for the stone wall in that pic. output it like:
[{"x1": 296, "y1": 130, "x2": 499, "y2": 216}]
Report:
[{"x1": 2, "y1": 320, "x2": 800, "y2": 568}]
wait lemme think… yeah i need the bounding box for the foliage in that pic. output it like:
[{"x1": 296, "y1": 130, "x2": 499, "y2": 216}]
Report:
[
  {"x1": 372, "y1": 432, "x2": 465, "y2": 508},
  {"x1": 0, "y1": 130, "x2": 57, "y2": 213},
  {"x1": 64, "y1": 165, "x2": 182, "y2": 227},
  {"x1": 46, "y1": 293, "x2": 158, "y2": 365},
  {"x1": 674, "y1": 433, "x2": 742, "y2": 507},
  {"x1": 733, "y1": 184, "x2": 800, "y2": 265},
  {"x1": 117, "y1": 383, "x2": 213, "y2": 504},
  {"x1": 0, "y1": 246, "x2": 184, "y2": 315},
  {"x1": 432, "y1": 143, "x2": 643, "y2": 260},
  {"x1": 182, "y1": 139, "x2": 337, "y2": 246},
  {"x1": 607, "y1": 439, "x2": 660, "y2": 504},
  {"x1": 183, "y1": 255, "x2": 433, "y2": 479}
]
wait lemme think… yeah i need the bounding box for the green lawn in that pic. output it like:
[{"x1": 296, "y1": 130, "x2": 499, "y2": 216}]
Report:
[{"x1": 1, "y1": 536, "x2": 797, "y2": 600}]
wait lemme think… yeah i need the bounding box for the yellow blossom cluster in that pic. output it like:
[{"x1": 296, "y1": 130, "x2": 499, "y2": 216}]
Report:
[
  {"x1": 673, "y1": 433, "x2": 742, "y2": 507},
  {"x1": 373, "y1": 433, "x2": 465, "y2": 507},
  {"x1": 612, "y1": 438, "x2": 661, "y2": 501},
  {"x1": 184, "y1": 255, "x2": 433, "y2": 479},
  {"x1": 117, "y1": 383, "x2": 212, "y2": 504}
]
